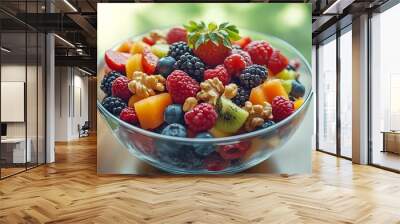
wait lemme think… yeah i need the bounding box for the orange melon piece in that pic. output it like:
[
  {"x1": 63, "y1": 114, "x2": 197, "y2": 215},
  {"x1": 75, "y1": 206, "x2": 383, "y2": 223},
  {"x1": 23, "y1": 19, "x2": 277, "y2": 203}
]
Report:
[
  {"x1": 128, "y1": 94, "x2": 146, "y2": 108},
  {"x1": 262, "y1": 79, "x2": 288, "y2": 103},
  {"x1": 130, "y1": 41, "x2": 150, "y2": 55},
  {"x1": 117, "y1": 41, "x2": 133, "y2": 53},
  {"x1": 249, "y1": 86, "x2": 267, "y2": 105},
  {"x1": 294, "y1": 98, "x2": 304, "y2": 110},
  {"x1": 126, "y1": 54, "x2": 143, "y2": 79},
  {"x1": 134, "y1": 93, "x2": 173, "y2": 130}
]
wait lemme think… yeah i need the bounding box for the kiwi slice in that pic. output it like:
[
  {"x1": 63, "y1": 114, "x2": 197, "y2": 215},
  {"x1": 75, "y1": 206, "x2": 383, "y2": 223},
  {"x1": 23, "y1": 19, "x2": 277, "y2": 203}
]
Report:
[{"x1": 215, "y1": 97, "x2": 249, "y2": 134}]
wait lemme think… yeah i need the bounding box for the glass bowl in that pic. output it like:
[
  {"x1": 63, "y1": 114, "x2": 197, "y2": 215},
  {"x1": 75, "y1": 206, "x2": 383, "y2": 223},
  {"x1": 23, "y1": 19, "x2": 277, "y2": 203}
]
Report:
[{"x1": 97, "y1": 29, "x2": 313, "y2": 174}]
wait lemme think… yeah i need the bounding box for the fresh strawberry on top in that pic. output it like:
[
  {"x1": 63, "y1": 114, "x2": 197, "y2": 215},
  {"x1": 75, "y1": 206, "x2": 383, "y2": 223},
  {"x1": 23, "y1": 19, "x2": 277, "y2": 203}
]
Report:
[{"x1": 184, "y1": 21, "x2": 241, "y2": 66}]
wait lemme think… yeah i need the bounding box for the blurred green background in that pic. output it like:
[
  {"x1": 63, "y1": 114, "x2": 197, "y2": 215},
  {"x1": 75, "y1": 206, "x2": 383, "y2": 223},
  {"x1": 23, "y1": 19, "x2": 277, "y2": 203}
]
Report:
[{"x1": 98, "y1": 3, "x2": 311, "y2": 63}]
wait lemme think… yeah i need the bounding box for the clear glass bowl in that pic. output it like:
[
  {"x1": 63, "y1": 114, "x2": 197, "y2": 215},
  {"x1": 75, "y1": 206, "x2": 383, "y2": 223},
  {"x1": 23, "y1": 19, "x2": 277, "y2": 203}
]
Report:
[{"x1": 97, "y1": 29, "x2": 313, "y2": 174}]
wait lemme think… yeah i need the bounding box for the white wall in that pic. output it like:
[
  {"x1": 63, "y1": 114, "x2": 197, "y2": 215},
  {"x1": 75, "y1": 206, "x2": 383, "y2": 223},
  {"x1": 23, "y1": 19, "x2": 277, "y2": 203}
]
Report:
[{"x1": 54, "y1": 67, "x2": 89, "y2": 141}]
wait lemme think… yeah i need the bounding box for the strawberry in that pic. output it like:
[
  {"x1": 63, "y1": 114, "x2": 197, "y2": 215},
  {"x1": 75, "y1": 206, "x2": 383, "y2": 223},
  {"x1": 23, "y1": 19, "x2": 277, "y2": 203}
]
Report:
[
  {"x1": 166, "y1": 27, "x2": 188, "y2": 44},
  {"x1": 233, "y1": 36, "x2": 252, "y2": 49},
  {"x1": 184, "y1": 21, "x2": 240, "y2": 66},
  {"x1": 142, "y1": 36, "x2": 155, "y2": 46},
  {"x1": 142, "y1": 51, "x2": 159, "y2": 74},
  {"x1": 104, "y1": 50, "x2": 130, "y2": 73}
]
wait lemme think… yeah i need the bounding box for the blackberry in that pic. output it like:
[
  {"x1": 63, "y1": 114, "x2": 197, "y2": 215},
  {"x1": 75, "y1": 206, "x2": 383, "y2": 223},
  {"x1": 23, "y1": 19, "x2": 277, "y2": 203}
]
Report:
[
  {"x1": 100, "y1": 71, "x2": 123, "y2": 96},
  {"x1": 168, "y1": 41, "x2": 193, "y2": 60},
  {"x1": 239, "y1": 65, "x2": 267, "y2": 89},
  {"x1": 157, "y1": 147, "x2": 203, "y2": 169},
  {"x1": 232, "y1": 87, "x2": 250, "y2": 107},
  {"x1": 101, "y1": 96, "x2": 127, "y2": 116},
  {"x1": 175, "y1": 53, "x2": 205, "y2": 82}
]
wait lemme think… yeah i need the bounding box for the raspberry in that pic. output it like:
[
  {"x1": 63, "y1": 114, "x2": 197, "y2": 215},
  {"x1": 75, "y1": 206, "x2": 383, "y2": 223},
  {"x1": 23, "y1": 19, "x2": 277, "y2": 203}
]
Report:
[
  {"x1": 175, "y1": 53, "x2": 205, "y2": 82},
  {"x1": 166, "y1": 70, "x2": 200, "y2": 104},
  {"x1": 203, "y1": 65, "x2": 230, "y2": 85},
  {"x1": 244, "y1": 40, "x2": 273, "y2": 66},
  {"x1": 119, "y1": 107, "x2": 138, "y2": 125},
  {"x1": 224, "y1": 54, "x2": 246, "y2": 77},
  {"x1": 231, "y1": 48, "x2": 252, "y2": 65},
  {"x1": 111, "y1": 76, "x2": 132, "y2": 101},
  {"x1": 100, "y1": 71, "x2": 123, "y2": 96},
  {"x1": 166, "y1": 27, "x2": 188, "y2": 44},
  {"x1": 101, "y1": 96, "x2": 127, "y2": 116},
  {"x1": 272, "y1": 96, "x2": 295, "y2": 122},
  {"x1": 267, "y1": 50, "x2": 289, "y2": 74},
  {"x1": 168, "y1": 41, "x2": 192, "y2": 60},
  {"x1": 239, "y1": 65, "x2": 267, "y2": 89},
  {"x1": 204, "y1": 152, "x2": 229, "y2": 171},
  {"x1": 218, "y1": 142, "x2": 250, "y2": 160},
  {"x1": 184, "y1": 103, "x2": 217, "y2": 132},
  {"x1": 232, "y1": 87, "x2": 250, "y2": 107}
]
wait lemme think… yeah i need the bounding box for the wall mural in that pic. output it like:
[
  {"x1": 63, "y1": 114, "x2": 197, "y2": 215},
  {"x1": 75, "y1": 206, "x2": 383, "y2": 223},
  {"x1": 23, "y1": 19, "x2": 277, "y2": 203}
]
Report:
[{"x1": 97, "y1": 3, "x2": 313, "y2": 174}]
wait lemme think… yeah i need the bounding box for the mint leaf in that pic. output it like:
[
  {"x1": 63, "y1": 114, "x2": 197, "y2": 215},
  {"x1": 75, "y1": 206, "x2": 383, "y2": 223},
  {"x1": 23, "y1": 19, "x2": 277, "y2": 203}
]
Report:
[
  {"x1": 208, "y1": 33, "x2": 220, "y2": 45},
  {"x1": 226, "y1": 25, "x2": 239, "y2": 34},
  {"x1": 219, "y1": 22, "x2": 229, "y2": 29},
  {"x1": 208, "y1": 22, "x2": 218, "y2": 31},
  {"x1": 195, "y1": 34, "x2": 206, "y2": 49},
  {"x1": 222, "y1": 38, "x2": 231, "y2": 48},
  {"x1": 226, "y1": 30, "x2": 241, "y2": 41}
]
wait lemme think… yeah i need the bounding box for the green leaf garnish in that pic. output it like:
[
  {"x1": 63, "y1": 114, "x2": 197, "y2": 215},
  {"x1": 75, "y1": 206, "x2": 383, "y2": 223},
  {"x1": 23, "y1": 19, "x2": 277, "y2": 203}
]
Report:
[{"x1": 184, "y1": 21, "x2": 240, "y2": 49}]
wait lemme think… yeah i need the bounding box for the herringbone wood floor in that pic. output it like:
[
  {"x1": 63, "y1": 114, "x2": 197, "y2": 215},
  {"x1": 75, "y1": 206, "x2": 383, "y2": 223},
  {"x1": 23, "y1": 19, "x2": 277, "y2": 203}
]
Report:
[{"x1": 1, "y1": 135, "x2": 400, "y2": 224}]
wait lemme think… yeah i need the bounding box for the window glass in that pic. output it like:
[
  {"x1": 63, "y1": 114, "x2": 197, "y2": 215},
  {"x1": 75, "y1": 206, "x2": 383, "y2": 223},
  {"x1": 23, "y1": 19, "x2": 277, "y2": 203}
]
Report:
[
  {"x1": 371, "y1": 3, "x2": 400, "y2": 171},
  {"x1": 318, "y1": 37, "x2": 337, "y2": 154},
  {"x1": 340, "y1": 29, "x2": 352, "y2": 158}
]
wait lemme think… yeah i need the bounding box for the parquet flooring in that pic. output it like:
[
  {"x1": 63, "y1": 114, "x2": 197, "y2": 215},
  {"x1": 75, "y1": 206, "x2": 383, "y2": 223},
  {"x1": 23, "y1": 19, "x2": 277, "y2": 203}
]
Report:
[{"x1": 1, "y1": 135, "x2": 400, "y2": 224}]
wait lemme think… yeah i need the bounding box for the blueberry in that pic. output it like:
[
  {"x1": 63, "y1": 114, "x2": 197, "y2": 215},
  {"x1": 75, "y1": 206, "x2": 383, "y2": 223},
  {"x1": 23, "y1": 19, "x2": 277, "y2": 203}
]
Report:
[
  {"x1": 290, "y1": 80, "x2": 305, "y2": 98},
  {"x1": 156, "y1": 56, "x2": 176, "y2": 78},
  {"x1": 193, "y1": 133, "x2": 215, "y2": 157},
  {"x1": 161, "y1": 123, "x2": 187, "y2": 137},
  {"x1": 261, "y1": 120, "x2": 275, "y2": 129},
  {"x1": 164, "y1": 104, "x2": 184, "y2": 124},
  {"x1": 157, "y1": 123, "x2": 187, "y2": 154}
]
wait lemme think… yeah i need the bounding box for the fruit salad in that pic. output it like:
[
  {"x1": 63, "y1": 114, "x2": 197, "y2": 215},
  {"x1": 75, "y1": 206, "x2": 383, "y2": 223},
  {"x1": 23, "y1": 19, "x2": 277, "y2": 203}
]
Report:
[{"x1": 99, "y1": 21, "x2": 307, "y2": 171}]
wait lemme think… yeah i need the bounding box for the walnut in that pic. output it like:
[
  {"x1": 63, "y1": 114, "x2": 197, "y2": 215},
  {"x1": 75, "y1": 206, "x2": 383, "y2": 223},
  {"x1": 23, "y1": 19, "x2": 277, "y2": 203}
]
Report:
[
  {"x1": 243, "y1": 101, "x2": 273, "y2": 131},
  {"x1": 223, "y1": 83, "x2": 238, "y2": 99},
  {"x1": 196, "y1": 77, "x2": 225, "y2": 105},
  {"x1": 183, "y1": 97, "x2": 198, "y2": 112},
  {"x1": 128, "y1": 71, "x2": 165, "y2": 98}
]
